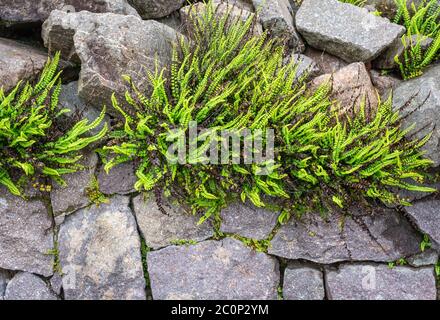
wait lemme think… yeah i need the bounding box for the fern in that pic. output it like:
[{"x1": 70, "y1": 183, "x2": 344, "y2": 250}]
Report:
[
  {"x1": 0, "y1": 53, "x2": 107, "y2": 196},
  {"x1": 102, "y1": 0, "x2": 435, "y2": 224}
]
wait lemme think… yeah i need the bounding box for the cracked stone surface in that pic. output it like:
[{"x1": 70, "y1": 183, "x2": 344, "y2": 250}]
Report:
[
  {"x1": 404, "y1": 198, "x2": 440, "y2": 246},
  {"x1": 326, "y1": 264, "x2": 437, "y2": 300},
  {"x1": 42, "y1": 10, "x2": 183, "y2": 116},
  {"x1": 284, "y1": 53, "x2": 320, "y2": 81},
  {"x1": 129, "y1": 0, "x2": 185, "y2": 19},
  {"x1": 268, "y1": 206, "x2": 421, "y2": 264},
  {"x1": 132, "y1": 193, "x2": 213, "y2": 250},
  {"x1": 283, "y1": 264, "x2": 325, "y2": 300},
  {"x1": 0, "y1": 269, "x2": 11, "y2": 299},
  {"x1": 4, "y1": 272, "x2": 58, "y2": 300},
  {"x1": 220, "y1": 202, "x2": 278, "y2": 240},
  {"x1": 58, "y1": 195, "x2": 146, "y2": 300},
  {"x1": 407, "y1": 249, "x2": 439, "y2": 267},
  {"x1": 148, "y1": 238, "x2": 279, "y2": 300},
  {"x1": 0, "y1": 190, "x2": 54, "y2": 277},
  {"x1": 296, "y1": 0, "x2": 405, "y2": 62},
  {"x1": 97, "y1": 161, "x2": 137, "y2": 195},
  {"x1": 393, "y1": 64, "x2": 440, "y2": 167},
  {"x1": 50, "y1": 152, "x2": 98, "y2": 220}
]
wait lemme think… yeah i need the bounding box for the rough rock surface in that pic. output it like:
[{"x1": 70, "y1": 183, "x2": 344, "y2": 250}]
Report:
[
  {"x1": 58, "y1": 195, "x2": 146, "y2": 300},
  {"x1": 42, "y1": 10, "x2": 183, "y2": 114},
  {"x1": 0, "y1": 38, "x2": 48, "y2": 93},
  {"x1": 311, "y1": 63, "x2": 379, "y2": 116},
  {"x1": 0, "y1": 190, "x2": 54, "y2": 277},
  {"x1": 97, "y1": 162, "x2": 137, "y2": 195},
  {"x1": 50, "y1": 152, "x2": 98, "y2": 219},
  {"x1": 285, "y1": 53, "x2": 320, "y2": 80},
  {"x1": 268, "y1": 206, "x2": 421, "y2": 263},
  {"x1": 0, "y1": 0, "x2": 138, "y2": 27},
  {"x1": 220, "y1": 202, "x2": 278, "y2": 240},
  {"x1": 252, "y1": 0, "x2": 304, "y2": 51},
  {"x1": 296, "y1": 0, "x2": 405, "y2": 62},
  {"x1": 129, "y1": 0, "x2": 185, "y2": 19},
  {"x1": 132, "y1": 193, "x2": 213, "y2": 249},
  {"x1": 0, "y1": 269, "x2": 10, "y2": 299},
  {"x1": 4, "y1": 272, "x2": 57, "y2": 300},
  {"x1": 393, "y1": 64, "x2": 440, "y2": 167},
  {"x1": 407, "y1": 249, "x2": 439, "y2": 267},
  {"x1": 326, "y1": 264, "x2": 437, "y2": 300},
  {"x1": 148, "y1": 238, "x2": 279, "y2": 300},
  {"x1": 370, "y1": 69, "x2": 401, "y2": 99},
  {"x1": 404, "y1": 198, "x2": 440, "y2": 246},
  {"x1": 58, "y1": 81, "x2": 110, "y2": 137},
  {"x1": 304, "y1": 47, "x2": 348, "y2": 75},
  {"x1": 283, "y1": 264, "x2": 324, "y2": 300}
]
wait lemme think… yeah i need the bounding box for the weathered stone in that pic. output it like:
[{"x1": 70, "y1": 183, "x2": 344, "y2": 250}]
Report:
[
  {"x1": 285, "y1": 53, "x2": 320, "y2": 81},
  {"x1": 407, "y1": 249, "x2": 439, "y2": 267},
  {"x1": 0, "y1": 269, "x2": 11, "y2": 299},
  {"x1": 404, "y1": 198, "x2": 440, "y2": 246},
  {"x1": 128, "y1": 0, "x2": 185, "y2": 19},
  {"x1": 50, "y1": 152, "x2": 98, "y2": 219},
  {"x1": 148, "y1": 238, "x2": 279, "y2": 300},
  {"x1": 296, "y1": 0, "x2": 405, "y2": 62},
  {"x1": 220, "y1": 202, "x2": 278, "y2": 240},
  {"x1": 374, "y1": 35, "x2": 433, "y2": 70},
  {"x1": 252, "y1": 0, "x2": 304, "y2": 52},
  {"x1": 0, "y1": 190, "x2": 54, "y2": 277},
  {"x1": 58, "y1": 195, "x2": 146, "y2": 300},
  {"x1": 326, "y1": 264, "x2": 437, "y2": 300},
  {"x1": 50, "y1": 272, "x2": 63, "y2": 295},
  {"x1": 311, "y1": 63, "x2": 378, "y2": 116},
  {"x1": 268, "y1": 206, "x2": 420, "y2": 264},
  {"x1": 180, "y1": 1, "x2": 262, "y2": 36},
  {"x1": 0, "y1": 0, "x2": 138, "y2": 28},
  {"x1": 132, "y1": 193, "x2": 213, "y2": 249},
  {"x1": 58, "y1": 81, "x2": 110, "y2": 137},
  {"x1": 42, "y1": 10, "x2": 183, "y2": 114},
  {"x1": 283, "y1": 264, "x2": 324, "y2": 300},
  {"x1": 0, "y1": 38, "x2": 47, "y2": 93},
  {"x1": 97, "y1": 162, "x2": 137, "y2": 195},
  {"x1": 4, "y1": 272, "x2": 57, "y2": 300},
  {"x1": 393, "y1": 64, "x2": 440, "y2": 167},
  {"x1": 370, "y1": 69, "x2": 401, "y2": 99},
  {"x1": 304, "y1": 47, "x2": 348, "y2": 75}
]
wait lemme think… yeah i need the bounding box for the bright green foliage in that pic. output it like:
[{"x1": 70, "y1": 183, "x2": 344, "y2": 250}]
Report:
[
  {"x1": 393, "y1": 0, "x2": 440, "y2": 79},
  {"x1": 0, "y1": 53, "x2": 107, "y2": 196},
  {"x1": 103, "y1": 1, "x2": 434, "y2": 223},
  {"x1": 339, "y1": 0, "x2": 366, "y2": 6}
]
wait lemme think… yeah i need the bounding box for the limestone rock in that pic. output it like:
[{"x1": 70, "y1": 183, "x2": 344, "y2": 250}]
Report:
[
  {"x1": 58, "y1": 195, "x2": 146, "y2": 300},
  {"x1": 4, "y1": 272, "x2": 57, "y2": 300},
  {"x1": 148, "y1": 238, "x2": 279, "y2": 300},
  {"x1": 0, "y1": 190, "x2": 54, "y2": 277},
  {"x1": 326, "y1": 263, "x2": 437, "y2": 300},
  {"x1": 296, "y1": 0, "x2": 405, "y2": 62},
  {"x1": 132, "y1": 193, "x2": 213, "y2": 249}
]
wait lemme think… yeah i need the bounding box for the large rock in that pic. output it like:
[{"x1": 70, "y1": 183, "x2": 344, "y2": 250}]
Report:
[
  {"x1": 132, "y1": 193, "x2": 213, "y2": 249},
  {"x1": 50, "y1": 152, "x2": 98, "y2": 220},
  {"x1": 252, "y1": 0, "x2": 304, "y2": 52},
  {"x1": 148, "y1": 238, "x2": 279, "y2": 300},
  {"x1": 57, "y1": 81, "x2": 110, "y2": 137},
  {"x1": 404, "y1": 198, "x2": 440, "y2": 247},
  {"x1": 296, "y1": 0, "x2": 405, "y2": 62},
  {"x1": 304, "y1": 47, "x2": 348, "y2": 75},
  {"x1": 0, "y1": 38, "x2": 47, "y2": 93},
  {"x1": 311, "y1": 63, "x2": 379, "y2": 116},
  {"x1": 0, "y1": 0, "x2": 138, "y2": 28},
  {"x1": 326, "y1": 264, "x2": 437, "y2": 300},
  {"x1": 268, "y1": 206, "x2": 421, "y2": 264},
  {"x1": 220, "y1": 202, "x2": 278, "y2": 240},
  {"x1": 392, "y1": 64, "x2": 440, "y2": 167},
  {"x1": 4, "y1": 272, "x2": 58, "y2": 300},
  {"x1": 0, "y1": 191, "x2": 54, "y2": 277},
  {"x1": 128, "y1": 0, "x2": 185, "y2": 19},
  {"x1": 285, "y1": 53, "x2": 320, "y2": 81},
  {"x1": 58, "y1": 196, "x2": 146, "y2": 300},
  {"x1": 42, "y1": 10, "x2": 183, "y2": 114},
  {"x1": 283, "y1": 264, "x2": 324, "y2": 300}
]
